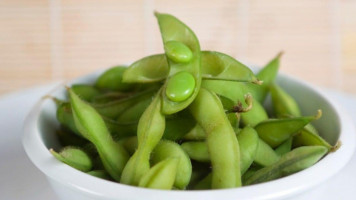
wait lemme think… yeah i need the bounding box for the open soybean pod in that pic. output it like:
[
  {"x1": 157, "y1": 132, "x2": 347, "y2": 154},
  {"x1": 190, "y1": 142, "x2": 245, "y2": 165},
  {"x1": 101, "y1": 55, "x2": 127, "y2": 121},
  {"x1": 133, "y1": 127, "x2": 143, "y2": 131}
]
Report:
[
  {"x1": 245, "y1": 146, "x2": 328, "y2": 185},
  {"x1": 151, "y1": 140, "x2": 192, "y2": 189},
  {"x1": 69, "y1": 89, "x2": 129, "y2": 181},
  {"x1": 246, "y1": 52, "x2": 283, "y2": 103},
  {"x1": 255, "y1": 110, "x2": 322, "y2": 148},
  {"x1": 154, "y1": 12, "x2": 202, "y2": 115},
  {"x1": 123, "y1": 51, "x2": 260, "y2": 84},
  {"x1": 50, "y1": 146, "x2": 93, "y2": 172},
  {"x1": 138, "y1": 158, "x2": 179, "y2": 190},
  {"x1": 120, "y1": 91, "x2": 166, "y2": 186},
  {"x1": 189, "y1": 88, "x2": 241, "y2": 189},
  {"x1": 95, "y1": 65, "x2": 135, "y2": 92}
]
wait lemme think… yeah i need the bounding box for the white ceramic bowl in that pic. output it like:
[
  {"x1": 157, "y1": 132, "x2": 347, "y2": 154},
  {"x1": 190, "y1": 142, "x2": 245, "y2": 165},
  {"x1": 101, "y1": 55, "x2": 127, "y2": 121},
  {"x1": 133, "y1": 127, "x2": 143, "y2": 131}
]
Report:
[{"x1": 23, "y1": 70, "x2": 355, "y2": 200}]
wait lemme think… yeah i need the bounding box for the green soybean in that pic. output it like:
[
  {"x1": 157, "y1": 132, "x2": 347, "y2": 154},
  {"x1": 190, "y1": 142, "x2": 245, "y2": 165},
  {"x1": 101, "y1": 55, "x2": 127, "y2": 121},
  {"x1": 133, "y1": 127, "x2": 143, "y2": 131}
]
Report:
[
  {"x1": 194, "y1": 173, "x2": 212, "y2": 190},
  {"x1": 50, "y1": 146, "x2": 92, "y2": 172},
  {"x1": 71, "y1": 84, "x2": 101, "y2": 102},
  {"x1": 183, "y1": 124, "x2": 206, "y2": 141},
  {"x1": 255, "y1": 110, "x2": 321, "y2": 148},
  {"x1": 138, "y1": 158, "x2": 179, "y2": 190},
  {"x1": 190, "y1": 88, "x2": 241, "y2": 189},
  {"x1": 237, "y1": 127, "x2": 259, "y2": 174},
  {"x1": 165, "y1": 71, "x2": 196, "y2": 102},
  {"x1": 87, "y1": 170, "x2": 112, "y2": 180},
  {"x1": 95, "y1": 66, "x2": 134, "y2": 91},
  {"x1": 164, "y1": 40, "x2": 193, "y2": 63},
  {"x1": 151, "y1": 140, "x2": 192, "y2": 189},
  {"x1": 69, "y1": 89, "x2": 129, "y2": 181},
  {"x1": 181, "y1": 141, "x2": 210, "y2": 163},
  {"x1": 245, "y1": 146, "x2": 328, "y2": 185},
  {"x1": 275, "y1": 137, "x2": 293, "y2": 156},
  {"x1": 156, "y1": 12, "x2": 202, "y2": 115},
  {"x1": 254, "y1": 138, "x2": 280, "y2": 167},
  {"x1": 293, "y1": 129, "x2": 333, "y2": 151},
  {"x1": 120, "y1": 91, "x2": 165, "y2": 186},
  {"x1": 246, "y1": 52, "x2": 282, "y2": 103}
]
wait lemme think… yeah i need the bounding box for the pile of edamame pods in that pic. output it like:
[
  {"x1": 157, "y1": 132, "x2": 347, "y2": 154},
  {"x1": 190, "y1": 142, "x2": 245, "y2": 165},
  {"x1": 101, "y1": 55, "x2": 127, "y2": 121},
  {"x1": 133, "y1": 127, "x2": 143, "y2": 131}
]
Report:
[{"x1": 49, "y1": 12, "x2": 338, "y2": 190}]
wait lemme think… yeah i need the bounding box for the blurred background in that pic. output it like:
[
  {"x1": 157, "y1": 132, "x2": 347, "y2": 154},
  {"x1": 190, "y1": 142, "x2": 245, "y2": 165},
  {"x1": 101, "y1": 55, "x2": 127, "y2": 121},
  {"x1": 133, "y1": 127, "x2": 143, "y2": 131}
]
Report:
[{"x1": 0, "y1": 0, "x2": 355, "y2": 96}]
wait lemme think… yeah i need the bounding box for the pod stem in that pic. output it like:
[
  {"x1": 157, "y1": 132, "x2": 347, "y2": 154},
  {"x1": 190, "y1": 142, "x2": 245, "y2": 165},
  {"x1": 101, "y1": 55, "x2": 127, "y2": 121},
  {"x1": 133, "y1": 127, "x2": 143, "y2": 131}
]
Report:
[
  {"x1": 314, "y1": 109, "x2": 322, "y2": 120},
  {"x1": 330, "y1": 141, "x2": 342, "y2": 152},
  {"x1": 227, "y1": 94, "x2": 253, "y2": 114}
]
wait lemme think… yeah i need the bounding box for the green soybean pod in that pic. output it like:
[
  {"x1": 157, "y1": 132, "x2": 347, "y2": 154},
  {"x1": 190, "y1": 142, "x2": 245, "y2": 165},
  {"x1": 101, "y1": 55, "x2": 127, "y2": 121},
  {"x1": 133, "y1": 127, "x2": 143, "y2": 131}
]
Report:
[
  {"x1": 87, "y1": 170, "x2": 112, "y2": 180},
  {"x1": 155, "y1": 12, "x2": 202, "y2": 115},
  {"x1": 270, "y1": 83, "x2": 301, "y2": 117},
  {"x1": 50, "y1": 146, "x2": 93, "y2": 172},
  {"x1": 240, "y1": 98, "x2": 268, "y2": 127},
  {"x1": 122, "y1": 51, "x2": 260, "y2": 84},
  {"x1": 270, "y1": 83, "x2": 319, "y2": 135},
  {"x1": 275, "y1": 137, "x2": 293, "y2": 156},
  {"x1": 293, "y1": 129, "x2": 333, "y2": 151},
  {"x1": 151, "y1": 140, "x2": 192, "y2": 189},
  {"x1": 56, "y1": 102, "x2": 81, "y2": 136},
  {"x1": 122, "y1": 54, "x2": 170, "y2": 83},
  {"x1": 246, "y1": 52, "x2": 283, "y2": 103},
  {"x1": 71, "y1": 84, "x2": 102, "y2": 102},
  {"x1": 201, "y1": 51, "x2": 260, "y2": 83},
  {"x1": 69, "y1": 89, "x2": 129, "y2": 181},
  {"x1": 118, "y1": 136, "x2": 138, "y2": 155},
  {"x1": 181, "y1": 141, "x2": 210, "y2": 163},
  {"x1": 95, "y1": 66, "x2": 135, "y2": 92},
  {"x1": 138, "y1": 158, "x2": 179, "y2": 190},
  {"x1": 245, "y1": 146, "x2": 328, "y2": 185},
  {"x1": 120, "y1": 91, "x2": 165, "y2": 186},
  {"x1": 190, "y1": 88, "x2": 241, "y2": 189},
  {"x1": 92, "y1": 92, "x2": 131, "y2": 104},
  {"x1": 194, "y1": 173, "x2": 212, "y2": 190},
  {"x1": 254, "y1": 138, "x2": 280, "y2": 167},
  {"x1": 183, "y1": 124, "x2": 206, "y2": 141},
  {"x1": 237, "y1": 127, "x2": 259, "y2": 174},
  {"x1": 93, "y1": 87, "x2": 158, "y2": 119},
  {"x1": 117, "y1": 96, "x2": 152, "y2": 123},
  {"x1": 255, "y1": 110, "x2": 322, "y2": 148}
]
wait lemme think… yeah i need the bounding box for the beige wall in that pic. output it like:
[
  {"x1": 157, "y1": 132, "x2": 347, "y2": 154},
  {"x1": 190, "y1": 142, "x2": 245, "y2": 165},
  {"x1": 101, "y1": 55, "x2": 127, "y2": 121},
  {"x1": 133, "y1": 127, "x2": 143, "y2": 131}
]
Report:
[{"x1": 1, "y1": 0, "x2": 356, "y2": 95}]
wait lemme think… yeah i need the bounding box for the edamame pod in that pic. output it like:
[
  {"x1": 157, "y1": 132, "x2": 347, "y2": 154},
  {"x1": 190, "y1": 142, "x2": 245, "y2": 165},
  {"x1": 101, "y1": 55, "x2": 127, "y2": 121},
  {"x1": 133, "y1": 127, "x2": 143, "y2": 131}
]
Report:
[
  {"x1": 118, "y1": 136, "x2": 138, "y2": 155},
  {"x1": 71, "y1": 84, "x2": 102, "y2": 102},
  {"x1": 93, "y1": 87, "x2": 158, "y2": 119},
  {"x1": 151, "y1": 140, "x2": 192, "y2": 189},
  {"x1": 69, "y1": 89, "x2": 129, "y2": 181},
  {"x1": 92, "y1": 92, "x2": 131, "y2": 104},
  {"x1": 138, "y1": 158, "x2": 179, "y2": 190},
  {"x1": 293, "y1": 129, "x2": 333, "y2": 151},
  {"x1": 183, "y1": 124, "x2": 206, "y2": 141},
  {"x1": 254, "y1": 138, "x2": 280, "y2": 167},
  {"x1": 122, "y1": 51, "x2": 259, "y2": 83},
  {"x1": 117, "y1": 95, "x2": 152, "y2": 123},
  {"x1": 275, "y1": 137, "x2": 293, "y2": 156},
  {"x1": 246, "y1": 52, "x2": 282, "y2": 103},
  {"x1": 95, "y1": 66, "x2": 135, "y2": 91},
  {"x1": 50, "y1": 146, "x2": 93, "y2": 172},
  {"x1": 245, "y1": 146, "x2": 328, "y2": 185},
  {"x1": 121, "y1": 91, "x2": 165, "y2": 186},
  {"x1": 194, "y1": 173, "x2": 212, "y2": 190},
  {"x1": 190, "y1": 88, "x2": 241, "y2": 189},
  {"x1": 255, "y1": 110, "x2": 322, "y2": 148},
  {"x1": 87, "y1": 170, "x2": 112, "y2": 180},
  {"x1": 237, "y1": 127, "x2": 259, "y2": 174},
  {"x1": 155, "y1": 12, "x2": 202, "y2": 114},
  {"x1": 181, "y1": 141, "x2": 210, "y2": 163}
]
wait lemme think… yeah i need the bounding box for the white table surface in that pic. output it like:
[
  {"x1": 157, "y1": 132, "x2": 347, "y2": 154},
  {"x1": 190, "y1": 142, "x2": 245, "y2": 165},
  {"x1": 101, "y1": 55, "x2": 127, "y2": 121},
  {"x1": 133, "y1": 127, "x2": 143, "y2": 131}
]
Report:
[{"x1": 0, "y1": 84, "x2": 355, "y2": 200}]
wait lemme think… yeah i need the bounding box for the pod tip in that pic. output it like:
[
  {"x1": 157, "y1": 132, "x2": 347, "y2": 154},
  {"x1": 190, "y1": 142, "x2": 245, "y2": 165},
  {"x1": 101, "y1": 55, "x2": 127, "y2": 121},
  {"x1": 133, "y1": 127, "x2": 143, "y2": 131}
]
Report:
[{"x1": 315, "y1": 109, "x2": 322, "y2": 120}]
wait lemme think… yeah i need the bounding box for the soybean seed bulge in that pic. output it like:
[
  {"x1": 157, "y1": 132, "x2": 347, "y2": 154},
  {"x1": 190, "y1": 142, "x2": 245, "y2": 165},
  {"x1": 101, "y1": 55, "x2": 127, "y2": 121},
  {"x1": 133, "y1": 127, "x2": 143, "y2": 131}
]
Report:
[
  {"x1": 164, "y1": 41, "x2": 193, "y2": 63},
  {"x1": 166, "y1": 72, "x2": 196, "y2": 102}
]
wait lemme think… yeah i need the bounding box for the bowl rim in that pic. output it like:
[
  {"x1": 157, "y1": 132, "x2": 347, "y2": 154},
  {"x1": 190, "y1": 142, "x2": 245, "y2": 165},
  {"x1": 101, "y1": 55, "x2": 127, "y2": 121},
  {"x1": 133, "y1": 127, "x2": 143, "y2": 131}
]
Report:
[{"x1": 22, "y1": 69, "x2": 356, "y2": 200}]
